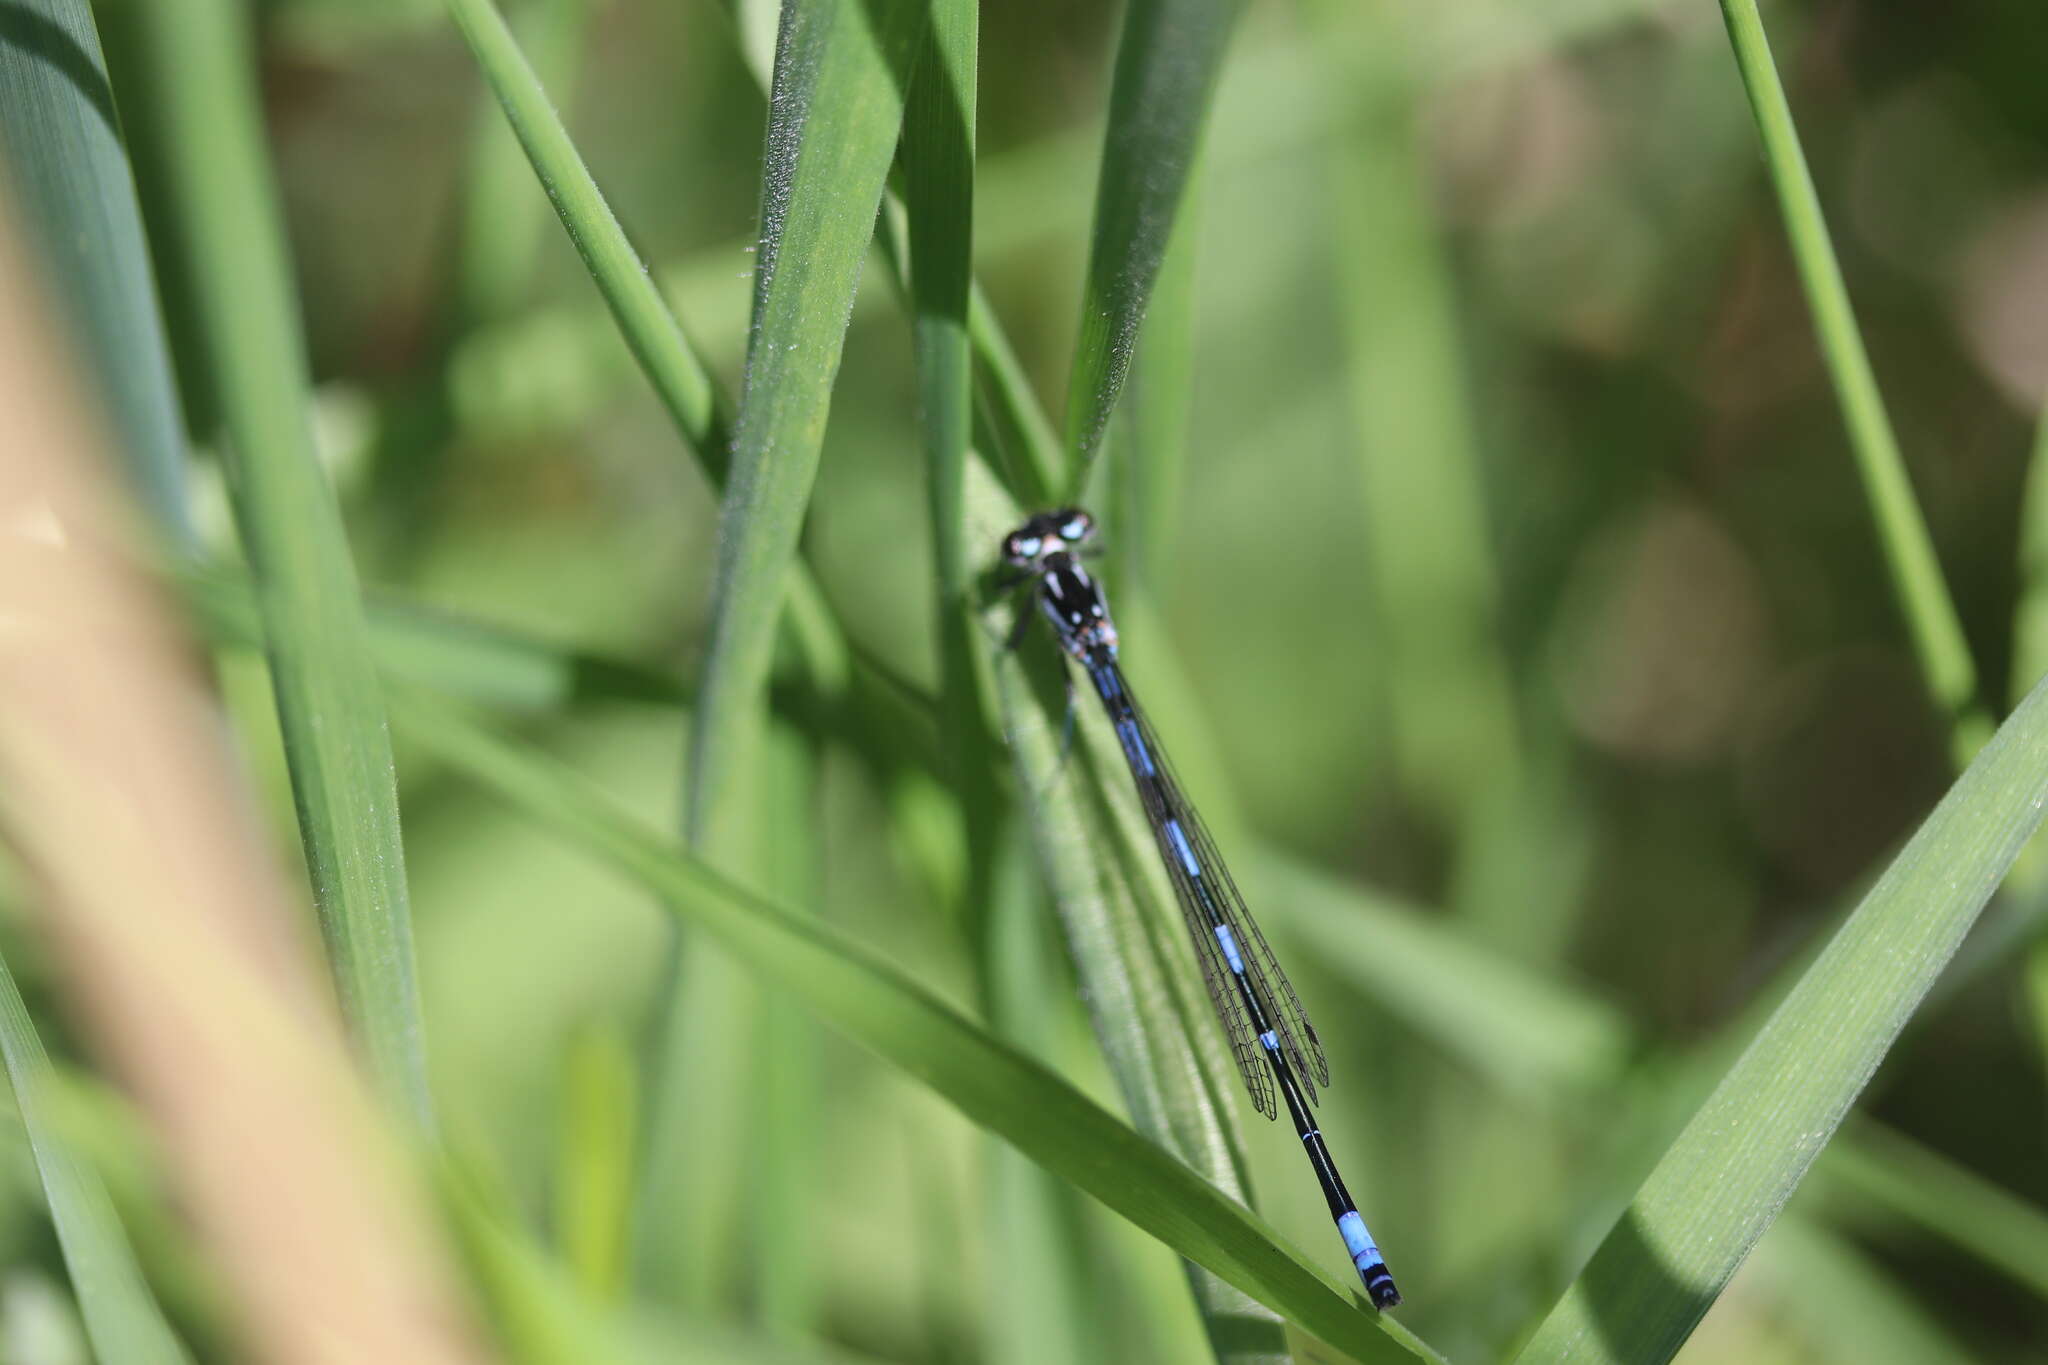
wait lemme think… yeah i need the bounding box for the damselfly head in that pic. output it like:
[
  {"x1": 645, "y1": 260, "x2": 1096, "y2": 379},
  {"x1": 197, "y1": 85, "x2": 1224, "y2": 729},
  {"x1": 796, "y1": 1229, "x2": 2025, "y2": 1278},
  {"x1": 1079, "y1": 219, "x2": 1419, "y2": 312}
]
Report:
[{"x1": 1002, "y1": 507, "x2": 1097, "y2": 568}]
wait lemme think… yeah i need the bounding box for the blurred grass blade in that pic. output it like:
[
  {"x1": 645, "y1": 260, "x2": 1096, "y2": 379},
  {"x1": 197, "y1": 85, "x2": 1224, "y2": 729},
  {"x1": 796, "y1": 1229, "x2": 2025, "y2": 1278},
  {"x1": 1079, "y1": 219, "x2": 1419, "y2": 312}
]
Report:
[
  {"x1": 1827, "y1": 1119, "x2": 2048, "y2": 1300},
  {"x1": 1256, "y1": 856, "x2": 1633, "y2": 1102},
  {"x1": 183, "y1": 567, "x2": 686, "y2": 709},
  {"x1": 2008, "y1": 400, "x2": 2048, "y2": 701},
  {"x1": 984, "y1": 818, "x2": 1101, "y2": 1365},
  {"x1": 1717, "y1": 0, "x2": 1987, "y2": 761},
  {"x1": 1308, "y1": 7, "x2": 1520, "y2": 843},
  {"x1": 124, "y1": 0, "x2": 432, "y2": 1125},
  {"x1": 0, "y1": 953, "x2": 193, "y2": 1364},
  {"x1": 1751, "y1": 1216, "x2": 1973, "y2": 1365},
  {"x1": 555, "y1": 1020, "x2": 637, "y2": 1302},
  {"x1": 0, "y1": 0, "x2": 191, "y2": 546},
  {"x1": 1062, "y1": 0, "x2": 1242, "y2": 494},
  {"x1": 751, "y1": 721, "x2": 825, "y2": 1333},
  {"x1": 455, "y1": 0, "x2": 585, "y2": 326},
  {"x1": 442, "y1": 0, "x2": 846, "y2": 696},
  {"x1": 398, "y1": 692, "x2": 1444, "y2": 1365},
  {"x1": 1516, "y1": 669, "x2": 2048, "y2": 1364}
]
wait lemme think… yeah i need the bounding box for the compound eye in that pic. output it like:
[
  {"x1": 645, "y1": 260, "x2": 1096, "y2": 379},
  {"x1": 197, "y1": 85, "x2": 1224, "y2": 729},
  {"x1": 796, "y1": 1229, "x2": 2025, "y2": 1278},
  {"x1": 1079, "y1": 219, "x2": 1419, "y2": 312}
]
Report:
[
  {"x1": 1057, "y1": 510, "x2": 1094, "y2": 544},
  {"x1": 1006, "y1": 534, "x2": 1042, "y2": 563}
]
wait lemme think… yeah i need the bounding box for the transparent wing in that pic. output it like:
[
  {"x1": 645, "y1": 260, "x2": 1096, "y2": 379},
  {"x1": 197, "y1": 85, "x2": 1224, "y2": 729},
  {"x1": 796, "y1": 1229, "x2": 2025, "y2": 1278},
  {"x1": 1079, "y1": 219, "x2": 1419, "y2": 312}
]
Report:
[{"x1": 1087, "y1": 657, "x2": 1326, "y2": 1115}]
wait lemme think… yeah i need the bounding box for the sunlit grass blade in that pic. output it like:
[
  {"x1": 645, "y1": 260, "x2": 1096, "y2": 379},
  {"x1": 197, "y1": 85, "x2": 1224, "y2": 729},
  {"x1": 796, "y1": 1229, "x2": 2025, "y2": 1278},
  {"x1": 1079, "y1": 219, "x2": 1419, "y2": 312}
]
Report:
[
  {"x1": 397, "y1": 691, "x2": 1445, "y2": 1365},
  {"x1": 0, "y1": 0, "x2": 191, "y2": 546},
  {"x1": 1717, "y1": 0, "x2": 1988, "y2": 762},
  {"x1": 0, "y1": 953, "x2": 193, "y2": 1364},
  {"x1": 1515, "y1": 669, "x2": 2048, "y2": 1364},
  {"x1": 122, "y1": 0, "x2": 432, "y2": 1125},
  {"x1": 1062, "y1": 0, "x2": 1243, "y2": 494},
  {"x1": 686, "y1": 0, "x2": 928, "y2": 853}
]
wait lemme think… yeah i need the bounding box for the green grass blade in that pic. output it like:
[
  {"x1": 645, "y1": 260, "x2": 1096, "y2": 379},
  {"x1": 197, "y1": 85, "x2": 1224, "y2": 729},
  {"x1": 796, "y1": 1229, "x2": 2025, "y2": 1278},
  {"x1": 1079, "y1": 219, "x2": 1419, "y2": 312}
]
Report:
[
  {"x1": 1515, "y1": 669, "x2": 2048, "y2": 1364},
  {"x1": 1717, "y1": 0, "x2": 1988, "y2": 761},
  {"x1": 900, "y1": 0, "x2": 1004, "y2": 934},
  {"x1": 2008, "y1": 399, "x2": 2048, "y2": 702},
  {"x1": 686, "y1": 0, "x2": 928, "y2": 853},
  {"x1": 1826, "y1": 1119, "x2": 2048, "y2": 1300},
  {"x1": 0, "y1": 0, "x2": 191, "y2": 547},
  {"x1": 1751, "y1": 1216, "x2": 1974, "y2": 1365},
  {"x1": 1310, "y1": 8, "x2": 1521, "y2": 841},
  {"x1": 0, "y1": 954, "x2": 194, "y2": 1364},
  {"x1": 555, "y1": 1020, "x2": 637, "y2": 1302},
  {"x1": 123, "y1": 0, "x2": 432, "y2": 1125},
  {"x1": 1256, "y1": 856, "x2": 1633, "y2": 1103},
  {"x1": 397, "y1": 692, "x2": 1444, "y2": 1365},
  {"x1": 1062, "y1": 0, "x2": 1243, "y2": 494},
  {"x1": 454, "y1": 0, "x2": 585, "y2": 326}
]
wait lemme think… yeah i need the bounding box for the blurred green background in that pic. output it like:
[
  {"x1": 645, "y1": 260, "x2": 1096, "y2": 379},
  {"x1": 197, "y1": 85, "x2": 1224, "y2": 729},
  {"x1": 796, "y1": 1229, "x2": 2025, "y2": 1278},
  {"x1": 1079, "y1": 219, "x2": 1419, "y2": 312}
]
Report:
[{"x1": 4, "y1": 0, "x2": 2047, "y2": 1361}]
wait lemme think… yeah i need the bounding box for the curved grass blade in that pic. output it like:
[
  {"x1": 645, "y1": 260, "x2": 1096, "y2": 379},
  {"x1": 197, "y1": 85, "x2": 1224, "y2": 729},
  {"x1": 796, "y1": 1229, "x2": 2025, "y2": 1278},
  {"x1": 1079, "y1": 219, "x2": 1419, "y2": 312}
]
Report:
[
  {"x1": 396, "y1": 691, "x2": 1444, "y2": 1365},
  {"x1": 0, "y1": 953, "x2": 193, "y2": 1364},
  {"x1": 1062, "y1": 0, "x2": 1243, "y2": 495},
  {"x1": 0, "y1": 0, "x2": 191, "y2": 547},
  {"x1": 1717, "y1": 0, "x2": 1988, "y2": 763},
  {"x1": 686, "y1": 0, "x2": 928, "y2": 853},
  {"x1": 1515, "y1": 668, "x2": 2048, "y2": 1364},
  {"x1": 442, "y1": 0, "x2": 845, "y2": 697},
  {"x1": 119, "y1": 0, "x2": 432, "y2": 1126}
]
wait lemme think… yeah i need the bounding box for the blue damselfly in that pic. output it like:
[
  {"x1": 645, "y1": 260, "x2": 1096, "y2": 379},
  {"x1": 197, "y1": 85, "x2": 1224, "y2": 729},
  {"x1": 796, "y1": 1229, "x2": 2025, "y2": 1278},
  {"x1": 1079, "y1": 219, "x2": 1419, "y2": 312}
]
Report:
[{"x1": 1000, "y1": 508, "x2": 1401, "y2": 1311}]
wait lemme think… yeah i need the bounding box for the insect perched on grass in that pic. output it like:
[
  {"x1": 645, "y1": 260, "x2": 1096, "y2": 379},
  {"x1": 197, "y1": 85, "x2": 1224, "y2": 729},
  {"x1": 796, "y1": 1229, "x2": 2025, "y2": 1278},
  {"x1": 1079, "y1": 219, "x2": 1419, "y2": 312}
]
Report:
[{"x1": 999, "y1": 508, "x2": 1401, "y2": 1310}]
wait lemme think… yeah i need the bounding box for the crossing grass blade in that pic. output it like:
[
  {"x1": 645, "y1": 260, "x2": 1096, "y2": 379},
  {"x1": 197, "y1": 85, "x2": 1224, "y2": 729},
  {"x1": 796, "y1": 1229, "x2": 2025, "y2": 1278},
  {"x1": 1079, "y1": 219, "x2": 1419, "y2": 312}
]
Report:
[
  {"x1": 1062, "y1": 0, "x2": 1243, "y2": 495},
  {"x1": 685, "y1": 0, "x2": 928, "y2": 854},
  {"x1": 1514, "y1": 668, "x2": 2048, "y2": 1364},
  {"x1": 0, "y1": 0, "x2": 191, "y2": 547},
  {"x1": 119, "y1": 0, "x2": 432, "y2": 1126},
  {"x1": 0, "y1": 953, "x2": 194, "y2": 1364},
  {"x1": 1717, "y1": 0, "x2": 1989, "y2": 763},
  {"x1": 396, "y1": 690, "x2": 1445, "y2": 1365}
]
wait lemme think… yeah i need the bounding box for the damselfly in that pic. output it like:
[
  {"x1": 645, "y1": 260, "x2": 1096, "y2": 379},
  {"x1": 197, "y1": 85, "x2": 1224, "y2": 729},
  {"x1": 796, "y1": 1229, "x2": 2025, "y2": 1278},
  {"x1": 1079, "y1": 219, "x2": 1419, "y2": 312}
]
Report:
[{"x1": 1000, "y1": 508, "x2": 1401, "y2": 1310}]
